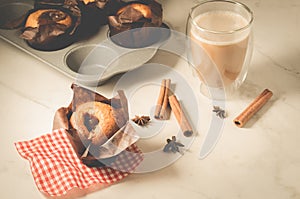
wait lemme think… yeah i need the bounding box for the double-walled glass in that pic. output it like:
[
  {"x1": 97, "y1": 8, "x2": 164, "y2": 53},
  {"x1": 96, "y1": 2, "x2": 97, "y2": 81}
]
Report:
[{"x1": 186, "y1": 0, "x2": 253, "y2": 99}]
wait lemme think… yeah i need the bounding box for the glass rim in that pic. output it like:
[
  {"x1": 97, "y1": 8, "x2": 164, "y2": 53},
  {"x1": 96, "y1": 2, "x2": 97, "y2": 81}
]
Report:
[{"x1": 189, "y1": 0, "x2": 254, "y2": 34}]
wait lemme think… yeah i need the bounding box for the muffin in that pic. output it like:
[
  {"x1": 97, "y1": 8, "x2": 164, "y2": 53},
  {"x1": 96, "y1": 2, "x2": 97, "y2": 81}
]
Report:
[
  {"x1": 70, "y1": 101, "x2": 127, "y2": 149},
  {"x1": 53, "y1": 84, "x2": 131, "y2": 167},
  {"x1": 21, "y1": 0, "x2": 81, "y2": 51},
  {"x1": 108, "y1": 0, "x2": 163, "y2": 48}
]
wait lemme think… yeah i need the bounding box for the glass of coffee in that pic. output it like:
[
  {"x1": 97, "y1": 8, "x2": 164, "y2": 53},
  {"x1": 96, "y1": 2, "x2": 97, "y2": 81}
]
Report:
[{"x1": 186, "y1": 0, "x2": 253, "y2": 100}]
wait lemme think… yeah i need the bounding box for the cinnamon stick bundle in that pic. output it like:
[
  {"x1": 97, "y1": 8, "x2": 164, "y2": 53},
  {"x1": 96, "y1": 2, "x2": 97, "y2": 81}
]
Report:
[
  {"x1": 154, "y1": 79, "x2": 171, "y2": 120},
  {"x1": 234, "y1": 89, "x2": 273, "y2": 128},
  {"x1": 168, "y1": 94, "x2": 193, "y2": 137}
]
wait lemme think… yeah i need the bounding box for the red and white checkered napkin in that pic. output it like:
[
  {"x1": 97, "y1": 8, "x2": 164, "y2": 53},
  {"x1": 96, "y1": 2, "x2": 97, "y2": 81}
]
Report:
[{"x1": 14, "y1": 128, "x2": 143, "y2": 196}]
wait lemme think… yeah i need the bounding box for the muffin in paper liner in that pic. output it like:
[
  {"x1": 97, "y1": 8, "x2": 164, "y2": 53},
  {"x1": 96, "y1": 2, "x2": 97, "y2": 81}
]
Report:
[
  {"x1": 52, "y1": 83, "x2": 140, "y2": 168},
  {"x1": 107, "y1": 0, "x2": 163, "y2": 48},
  {"x1": 20, "y1": 0, "x2": 81, "y2": 51}
]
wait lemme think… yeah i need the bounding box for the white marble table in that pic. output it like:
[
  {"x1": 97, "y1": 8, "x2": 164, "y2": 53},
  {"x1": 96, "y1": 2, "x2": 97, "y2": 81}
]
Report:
[{"x1": 0, "y1": 0, "x2": 299, "y2": 198}]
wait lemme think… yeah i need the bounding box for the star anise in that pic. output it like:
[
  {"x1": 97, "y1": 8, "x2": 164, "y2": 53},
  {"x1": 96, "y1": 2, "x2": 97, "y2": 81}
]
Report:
[
  {"x1": 213, "y1": 106, "x2": 226, "y2": 119},
  {"x1": 132, "y1": 115, "x2": 151, "y2": 126},
  {"x1": 163, "y1": 136, "x2": 185, "y2": 154}
]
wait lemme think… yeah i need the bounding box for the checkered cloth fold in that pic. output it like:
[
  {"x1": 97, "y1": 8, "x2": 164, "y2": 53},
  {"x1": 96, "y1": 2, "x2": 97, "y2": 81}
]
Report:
[{"x1": 14, "y1": 128, "x2": 143, "y2": 196}]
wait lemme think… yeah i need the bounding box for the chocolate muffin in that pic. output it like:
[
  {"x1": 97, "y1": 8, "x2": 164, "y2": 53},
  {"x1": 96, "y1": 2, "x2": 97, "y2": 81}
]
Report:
[
  {"x1": 108, "y1": 0, "x2": 163, "y2": 48},
  {"x1": 21, "y1": 0, "x2": 81, "y2": 51},
  {"x1": 53, "y1": 84, "x2": 131, "y2": 167}
]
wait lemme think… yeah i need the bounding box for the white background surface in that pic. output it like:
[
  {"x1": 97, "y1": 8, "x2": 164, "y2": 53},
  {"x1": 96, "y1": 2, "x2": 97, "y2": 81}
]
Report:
[{"x1": 0, "y1": 0, "x2": 300, "y2": 198}]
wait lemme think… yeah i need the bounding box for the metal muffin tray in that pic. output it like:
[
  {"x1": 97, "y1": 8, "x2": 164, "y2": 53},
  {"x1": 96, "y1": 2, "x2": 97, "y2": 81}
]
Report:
[{"x1": 0, "y1": 0, "x2": 170, "y2": 85}]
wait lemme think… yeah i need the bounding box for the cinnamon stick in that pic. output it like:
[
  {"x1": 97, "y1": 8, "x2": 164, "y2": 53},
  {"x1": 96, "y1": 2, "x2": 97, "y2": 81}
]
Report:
[
  {"x1": 154, "y1": 79, "x2": 171, "y2": 120},
  {"x1": 234, "y1": 89, "x2": 273, "y2": 128},
  {"x1": 169, "y1": 94, "x2": 193, "y2": 137},
  {"x1": 154, "y1": 79, "x2": 165, "y2": 118},
  {"x1": 161, "y1": 79, "x2": 171, "y2": 119}
]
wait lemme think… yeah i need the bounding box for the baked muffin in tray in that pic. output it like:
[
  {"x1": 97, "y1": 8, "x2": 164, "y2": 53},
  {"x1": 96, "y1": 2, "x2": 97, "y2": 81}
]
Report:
[
  {"x1": 21, "y1": 0, "x2": 81, "y2": 51},
  {"x1": 108, "y1": 0, "x2": 163, "y2": 48}
]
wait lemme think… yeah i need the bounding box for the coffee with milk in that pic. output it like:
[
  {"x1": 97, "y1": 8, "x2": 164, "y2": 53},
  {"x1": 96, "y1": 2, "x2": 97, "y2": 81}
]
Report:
[{"x1": 190, "y1": 10, "x2": 250, "y2": 88}]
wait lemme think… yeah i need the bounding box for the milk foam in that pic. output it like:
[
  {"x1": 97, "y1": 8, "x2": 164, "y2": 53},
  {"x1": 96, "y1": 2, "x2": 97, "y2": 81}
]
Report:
[{"x1": 191, "y1": 11, "x2": 250, "y2": 45}]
